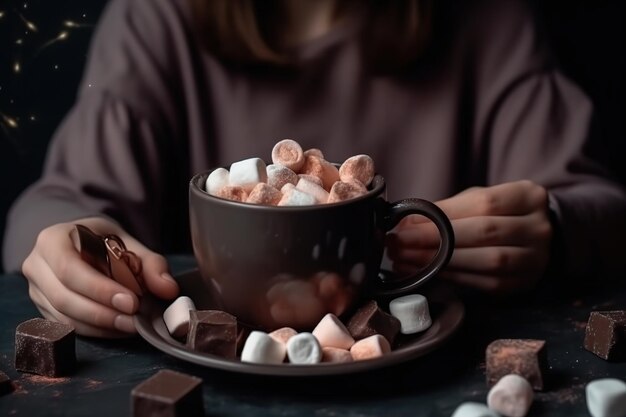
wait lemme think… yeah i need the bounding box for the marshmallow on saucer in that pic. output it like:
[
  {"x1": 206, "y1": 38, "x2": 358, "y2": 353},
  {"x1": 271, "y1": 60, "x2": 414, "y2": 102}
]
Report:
[
  {"x1": 241, "y1": 331, "x2": 286, "y2": 364},
  {"x1": 269, "y1": 327, "x2": 298, "y2": 346},
  {"x1": 487, "y1": 374, "x2": 534, "y2": 417},
  {"x1": 312, "y1": 313, "x2": 355, "y2": 350},
  {"x1": 586, "y1": 378, "x2": 626, "y2": 417},
  {"x1": 205, "y1": 167, "x2": 230, "y2": 196},
  {"x1": 321, "y1": 347, "x2": 353, "y2": 363},
  {"x1": 229, "y1": 157, "x2": 267, "y2": 192},
  {"x1": 389, "y1": 294, "x2": 432, "y2": 334},
  {"x1": 350, "y1": 334, "x2": 390, "y2": 361},
  {"x1": 451, "y1": 402, "x2": 500, "y2": 417},
  {"x1": 163, "y1": 296, "x2": 196, "y2": 338},
  {"x1": 286, "y1": 332, "x2": 322, "y2": 364}
]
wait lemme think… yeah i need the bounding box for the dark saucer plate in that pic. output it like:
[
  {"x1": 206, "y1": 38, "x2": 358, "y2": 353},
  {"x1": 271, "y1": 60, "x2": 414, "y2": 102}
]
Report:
[{"x1": 134, "y1": 269, "x2": 465, "y2": 376}]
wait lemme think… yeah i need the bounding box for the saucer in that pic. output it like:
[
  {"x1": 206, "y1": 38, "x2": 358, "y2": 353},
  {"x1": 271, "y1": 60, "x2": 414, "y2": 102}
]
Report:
[{"x1": 134, "y1": 269, "x2": 465, "y2": 376}]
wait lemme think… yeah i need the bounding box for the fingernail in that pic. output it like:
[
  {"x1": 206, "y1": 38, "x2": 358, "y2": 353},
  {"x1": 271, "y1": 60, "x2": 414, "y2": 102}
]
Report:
[
  {"x1": 114, "y1": 315, "x2": 136, "y2": 333},
  {"x1": 111, "y1": 293, "x2": 135, "y2": 314},
  {"x1": 160, "y1": 272, "x2": 176, "y2": 284}
]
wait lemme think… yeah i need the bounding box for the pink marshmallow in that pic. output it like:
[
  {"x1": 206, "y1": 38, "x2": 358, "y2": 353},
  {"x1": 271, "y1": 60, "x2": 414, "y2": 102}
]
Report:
[
  {"x1": 312, "y1": 313, "x2": 355, "y2": 349},
  {"x1": 216, "y1": 185, "x2": 248, "y2": 202},
  {"x1": 246, "y1": 183, "x2": 282, "y2": 206},
  {"x1": 339, "y1": 154, "x2": 375, "y2": 187},
  {"x1": 300, "y1": 155, "x2": 340, "y2": 191},
  {"x1": 322, "y1": 347, "x2": 354, "y2": 363},
  {"x1": 269, "y1": 327, "x2": 298, "y2": 346},
  {"x1": 327, "y1": 180, "x2": 368, "y2": 203},
  {"x1": 350, "y1": 334, "x2": 391, "y2": 361},
  {"x1": 271, "y1": 139, "x2": 305, "y2": 172},
  {"x1": 303, "y1": 148, "x2": 324, "y2": 159},
  {"x1": 267, "y1": 164, "x2": 298, "y2": 190}
]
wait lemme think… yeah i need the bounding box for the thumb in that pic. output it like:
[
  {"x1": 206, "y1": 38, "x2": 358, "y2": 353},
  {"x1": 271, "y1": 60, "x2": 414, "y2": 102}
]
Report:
[{"x1": 139, "y1": 252, "x2": 180, "y2": 300}]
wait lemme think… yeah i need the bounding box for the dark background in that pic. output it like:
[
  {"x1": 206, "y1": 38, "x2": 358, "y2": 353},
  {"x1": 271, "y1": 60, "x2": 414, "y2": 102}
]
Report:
[{"x1": 1, "y1": 0, "x2": 624, "y2": 272}]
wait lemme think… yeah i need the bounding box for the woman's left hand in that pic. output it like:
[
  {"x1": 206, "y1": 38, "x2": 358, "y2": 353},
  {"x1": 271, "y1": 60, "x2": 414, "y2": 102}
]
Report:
[{"x1": 387, "y1": 180, "x2": 553, "y2": 295}]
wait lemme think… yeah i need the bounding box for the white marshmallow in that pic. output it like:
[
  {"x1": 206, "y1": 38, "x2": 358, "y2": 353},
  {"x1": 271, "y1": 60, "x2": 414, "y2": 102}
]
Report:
[
  {"x1": 240, "y1": 331, "x2": 286, "y2": 364},
  {"x1": 205, "y1": 167, "x2": 230, "y2": 196},
  {"x1": 296, "y1": 178, "x2": 329, "y2": 204},
  {"x1": 312, "y1": 313, "x2": 355, "y2": 350},
  {"x1": 350, "y1": 334, "x2": 390, "y2": 360},
  {"x1": 451, "y1": 402, "x2": 500, "y2": 417},
  {"x1": 487, "y1": 374, "x2": 534, "y2": 417},
  {"x1": 286, "y1": 332, "x2": 322, "y2": 364},
  {"x1": 389, "y1": 294, "x2": 432, "y2": 334},
  {"x1": 278, "y1": 187, "x2": 317, "y2": 206},
  {"x1": 229, "y1": 158, "x2": 267, "y2": 192},
  {"x1": 586, "y1": 378, "x2": 626, "y2": 417},
  {"x1": 162, "y1": 296, "x2": 196, "y2": 338}
]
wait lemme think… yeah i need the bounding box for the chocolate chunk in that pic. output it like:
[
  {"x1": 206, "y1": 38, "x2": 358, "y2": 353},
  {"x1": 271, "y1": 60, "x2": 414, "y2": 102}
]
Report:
[
  {"x1": 584, "y1": 311, "x2": 626, "y2": 361},
  {"x1": 486, "y1": 339, "x2": 547, "y2": 391},
  {"x1": 0, "y1": 370, "x2": 13, "y2": 396},
  {"x1": 14, "y1": 318, "x2": 76, "y2": 377},
  {"x1": 346, "y1": 300, "x2": 401, "y2": 345},
  {"x1": 187, "y1": 310, "x2": 237, "y2": 359},
  {"x1": 131, "y1": 369, "x2": 203, "y2": 417}
]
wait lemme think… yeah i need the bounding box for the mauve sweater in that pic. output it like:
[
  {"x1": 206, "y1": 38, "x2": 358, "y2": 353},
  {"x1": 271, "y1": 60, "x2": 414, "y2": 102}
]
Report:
[{"x1": 3, "y1": 0, "x2": 625, "y2": 280}]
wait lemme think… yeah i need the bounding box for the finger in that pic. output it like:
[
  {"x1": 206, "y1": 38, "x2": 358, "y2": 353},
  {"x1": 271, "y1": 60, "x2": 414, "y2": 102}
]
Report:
[
  {"x1": 37, "y1": 232, "x2": 139, "y2": 315},
  {"x1": 435, "y1": 180, "x2": 548, "y2": 218},
  {"x1": 131, "y1": 250, "x2": 179, "y2": 300},
  {"x1": 438, "y1": 270, "x2": 535, "y2": 295},
  {"x1": 28, "y1": 258, "x2": 137, "y2": 334},
  {"x1": 445, "y1": 246, "x2": 538, "y2": 275},
  {"x1": 29, "y1": 283, "x2": 130, "y2": 338},
  {"x1": 390, "y1": 213, "x2": 549, "y2": 249},
  {"x1": 386, "y1": 240, "x2": 436, "y2": 267}
]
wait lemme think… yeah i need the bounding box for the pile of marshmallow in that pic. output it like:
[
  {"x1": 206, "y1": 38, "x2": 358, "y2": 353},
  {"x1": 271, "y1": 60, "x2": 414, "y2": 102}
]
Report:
[
  {"x1": 204, "y1": 139, "x2": 375, "y2": 206},
  {"x1": 163, "y1": 293, "x2": 432, "y2": 365}
]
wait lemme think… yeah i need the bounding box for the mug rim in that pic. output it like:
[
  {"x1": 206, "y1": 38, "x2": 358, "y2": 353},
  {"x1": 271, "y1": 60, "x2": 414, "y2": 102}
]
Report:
[{"x1": 189, "y1": 170, "x2": 386, "y2": 211}]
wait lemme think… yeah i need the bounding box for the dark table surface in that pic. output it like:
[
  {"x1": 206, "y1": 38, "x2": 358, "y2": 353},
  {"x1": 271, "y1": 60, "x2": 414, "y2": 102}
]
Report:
[{"x1": 1, "y1": 255, "x2": 625, "y2": 417}]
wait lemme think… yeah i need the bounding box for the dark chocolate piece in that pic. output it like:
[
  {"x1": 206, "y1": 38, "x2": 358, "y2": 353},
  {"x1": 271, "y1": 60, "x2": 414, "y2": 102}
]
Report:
[
  {"x1": 486, "y1": 339, "x2": 547, "y2": 391},
  {"x1": 346, "y1": 300, "x2": 401, "y2": 345},
  {"x1": 131, "y1": 369, "x2": 203, "y2": 417},
  {"x1": 187, "y1": 310, "x2": 237, "y2": 359},
  {"x1": 0, "y1": 370, "x2": 13, "y2": 396},
  {"x1": 14, "y1": 318, "x2": 76, "y2": 377},
  {"x1": 584, "y1": 311, "x2": 626, "y2": 361}
]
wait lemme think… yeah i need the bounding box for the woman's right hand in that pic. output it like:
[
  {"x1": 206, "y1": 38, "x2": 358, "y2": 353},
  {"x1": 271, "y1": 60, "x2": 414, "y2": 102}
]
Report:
[{"x1": 21, "y1": 217, "x2": 179, "y2": 338}]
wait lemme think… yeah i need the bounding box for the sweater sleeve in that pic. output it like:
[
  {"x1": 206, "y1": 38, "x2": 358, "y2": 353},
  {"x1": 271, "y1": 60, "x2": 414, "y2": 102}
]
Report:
[
  {"x1": 469, "y1": 0, "x2": 626, "y2": 279},
  {"x1": 1, "y1": 0, "x2": 191, "y2": 271}
]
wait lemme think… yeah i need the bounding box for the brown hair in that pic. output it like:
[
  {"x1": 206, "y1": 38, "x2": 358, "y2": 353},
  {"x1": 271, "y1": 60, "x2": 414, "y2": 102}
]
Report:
[{"x1": 189, "y1": 0, "x2": 432, "y2": 71}]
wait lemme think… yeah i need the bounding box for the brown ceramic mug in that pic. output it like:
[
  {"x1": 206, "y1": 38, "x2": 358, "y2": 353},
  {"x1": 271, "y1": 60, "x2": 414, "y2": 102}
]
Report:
[{"x1": 189, "y1": 170, "x2": 454, "y2": 331}]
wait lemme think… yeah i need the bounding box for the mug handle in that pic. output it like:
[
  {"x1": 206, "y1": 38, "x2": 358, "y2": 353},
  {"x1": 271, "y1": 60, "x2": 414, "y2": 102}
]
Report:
[{"x1": 371, "y1": 198, "x2": 455, "y2": 297}]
